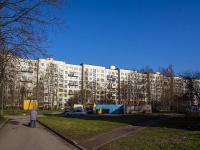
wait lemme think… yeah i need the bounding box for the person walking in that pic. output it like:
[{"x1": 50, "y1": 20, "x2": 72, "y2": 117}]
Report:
[{"x1": 30, "y1": 109, "x2": 37, "y2": 128}]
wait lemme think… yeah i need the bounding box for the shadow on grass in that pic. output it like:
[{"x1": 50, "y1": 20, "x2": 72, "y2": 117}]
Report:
[
  {"x1": 151, "y1": 116, "x2": 200, "y2": 131},
  {"x1": 42, "y1": 113, "x2": 200, "y2": 132}
]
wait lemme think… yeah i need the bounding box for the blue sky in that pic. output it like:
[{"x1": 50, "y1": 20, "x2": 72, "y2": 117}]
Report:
[{"x1": 47, "y1": 0, "x2": 200, "y2": 75}]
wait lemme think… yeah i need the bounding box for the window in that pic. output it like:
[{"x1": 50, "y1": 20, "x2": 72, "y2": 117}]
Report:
[
  {"x1": 59, "y1": 84, "x2": 63, "y2": 87},
  {"x1": 59, "y1": 89, "x2": 63, "y2": 92}
]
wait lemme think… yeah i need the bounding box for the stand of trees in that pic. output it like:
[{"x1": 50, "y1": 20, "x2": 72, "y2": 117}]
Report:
[{"x1": 0, "y1": 0, "x2": 68, "y2": 115}]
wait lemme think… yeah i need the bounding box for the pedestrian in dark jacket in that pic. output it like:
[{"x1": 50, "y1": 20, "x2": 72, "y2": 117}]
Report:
[{"x1": 30, "y1": 109, "x2": 37, "y2": 128}]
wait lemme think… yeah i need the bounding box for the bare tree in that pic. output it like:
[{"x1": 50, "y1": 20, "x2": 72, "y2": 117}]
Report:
[
  {"x1": 0, "y1": 0, "x2": 68, "y2": 91},
  {"x1": 180, "y1": 70, "x2": 200, "y2": 105},
  {"x1": 0, "y1": 0, "x2": 68, "y2": 114},
  {"x1": 139, "y1": 66, "x2": 154, "y2": 74},
  {"x1": 0, "y1": 0, "x2": 67, "y2": 80},
  {"x1": 43, "y1": 62, "x2": 58, "y2": 109},
  {"x1": 120, "y1": 80, "x2": 129, "y2": 103},
  {"x1": 158, "y1": 65, "x2": 175, "y2": 111},
  {"x1": 70, "y1": 89, "x2": 92, "y2": 105},
  {"x1": 0, "y1": 0, "x2": 68, "y2": 59}
]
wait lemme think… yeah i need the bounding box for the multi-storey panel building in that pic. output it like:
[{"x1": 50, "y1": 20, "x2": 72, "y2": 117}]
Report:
[{"x1": 3, "y1": 57, "x2": 199, "y2": 109}]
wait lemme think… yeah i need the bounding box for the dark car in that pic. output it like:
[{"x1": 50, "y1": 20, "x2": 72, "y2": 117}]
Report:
[{"x1": 86, "y1": 107, "x2": 93, "y2": 114}]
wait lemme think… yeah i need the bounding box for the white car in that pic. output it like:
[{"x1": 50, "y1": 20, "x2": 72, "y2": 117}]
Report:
[{"x1": 65, "y1": 109, "x2": 87, "y2": 117}]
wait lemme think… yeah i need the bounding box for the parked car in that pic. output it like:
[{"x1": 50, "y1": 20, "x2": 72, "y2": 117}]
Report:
[
  {"x1": 186, "y1": 105, "x2": 200, "y2": 115},
  {"x1": 65, "y1": 109, "x2": 87, "y2": 117},
  {"x1": 86, "y1": 107, "x2": 93, "y2": 114}
]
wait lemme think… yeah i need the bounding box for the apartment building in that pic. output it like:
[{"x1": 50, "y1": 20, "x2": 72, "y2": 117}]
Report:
[{"x1": 3, "y1": 57, "x2": 198, "y2": 109}]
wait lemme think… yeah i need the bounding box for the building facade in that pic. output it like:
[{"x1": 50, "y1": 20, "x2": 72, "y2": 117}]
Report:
[{"x1": 3, "y1": 58, "x2": 199, "y2": 109}]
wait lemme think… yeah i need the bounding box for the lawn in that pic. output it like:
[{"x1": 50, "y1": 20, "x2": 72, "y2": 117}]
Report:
[
  {"x1": 0, "y1": 116, "x2": 7, "y2": 126},
  {"x1": 2, "y1": 109, "x2": 63, "y2": 116},
  {"x1": 0, "y1": 109, "x2": 63, "y2": 127},
  {"x1": 37, "y1": 114, "x2": 162, "y2": 141},
  {"x1": 98, "y1": 116, "x2": 200, "y2": 150}
]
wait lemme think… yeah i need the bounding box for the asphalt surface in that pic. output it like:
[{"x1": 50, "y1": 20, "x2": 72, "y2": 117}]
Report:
[
  {"x1": 0, "y1": 115, "x2": 79, "y2": 150},
  {"x1": 0, "y1": 114, "x2": 174, "y2": 150}
]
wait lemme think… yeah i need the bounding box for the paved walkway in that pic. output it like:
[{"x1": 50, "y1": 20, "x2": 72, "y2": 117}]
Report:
[
  {"x1": 0, "y1": 115, "x2": 79, "y2": 150},
  {"x1": 77, "y1": 118, "x2": 168, "y2": 150},
  {"x1": 0, "y1": 115, "x2": 169, "y2": 150}
]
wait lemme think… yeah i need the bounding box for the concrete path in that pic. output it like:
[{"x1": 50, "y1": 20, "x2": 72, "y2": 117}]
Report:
[
  {"x1": 0, "y1": 115, "x2": 79, "y2": 150},
  {"x1": 77, "y1": 118, "x2": 168, "y2": 150}
]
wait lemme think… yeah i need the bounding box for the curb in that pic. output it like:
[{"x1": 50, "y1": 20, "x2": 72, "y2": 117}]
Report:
[
  {"x1": 37, "y1": 120, "x2": 87, "y2": 150},
  {"x1": 0, "y1": 117, "x2": 9, "y2": 130}
]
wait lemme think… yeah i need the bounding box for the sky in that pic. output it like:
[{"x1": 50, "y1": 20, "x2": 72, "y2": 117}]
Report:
[{"x1": 47, "y1": 0, "x2": 200, "y2": 75}]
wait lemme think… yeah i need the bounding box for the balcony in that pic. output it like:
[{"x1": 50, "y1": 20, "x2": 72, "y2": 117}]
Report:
[
  {"x1": 107, "y1": 75, "x2": 116, "y2": 81},
  {"x1": 68, "y1": 91, "x2": 74, "y2": 95},
  {"x1": 68, "y1": 82, "x2": 78, "y2": 86},
  {"x1": 21, "y1": 69, "x2": 33, "y2": 73},
  {"x1": 20, "y1": 80, "x2": 33, "y2": 83},
  {"x1": 26, "y1": 90, "x2": 33, "y2": 93},
  {"x1": 68, "y1": 72, "x2": 78, "y2": 77},
  {"x1": 111, "y1": 84, "x2": 117, "y2": 88},
  {"x1": 111, "y1": 93, "x2": 117, "y2": 96}
]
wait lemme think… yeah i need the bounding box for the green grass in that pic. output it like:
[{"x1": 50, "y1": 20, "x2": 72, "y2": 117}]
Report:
[
  {"x1": 2, "y1": 109, "x2": 63, "y2": 116},
  {"x1": 37, "y1": 114, "x2": 161, "y2": 141},
  {"x1": 0, "y1": 116, "x2": 7, "y2": 125},
  {"x1": 98, "y1": 116, "x2": 200, "y2": 150}
]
